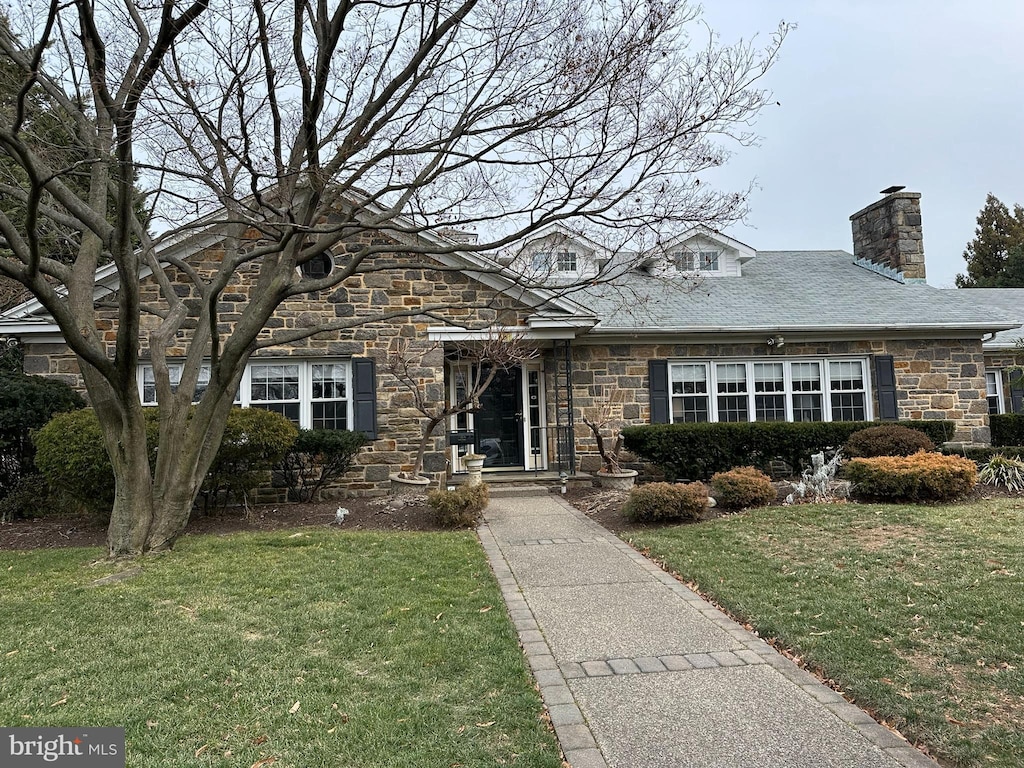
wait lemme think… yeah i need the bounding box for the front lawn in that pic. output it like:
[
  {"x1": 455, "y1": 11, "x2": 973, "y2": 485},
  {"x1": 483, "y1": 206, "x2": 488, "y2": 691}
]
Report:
[
  {"x1": 628, "y1": 499, "x2": 1024, "y2": 768},
  {"x1": 0, "y1": 530, "x2": 561, "y2": 768}
]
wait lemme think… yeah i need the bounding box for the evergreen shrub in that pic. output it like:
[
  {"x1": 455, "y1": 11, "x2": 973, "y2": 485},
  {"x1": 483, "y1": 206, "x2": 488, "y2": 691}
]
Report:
[
  {"x1": 622, "y1": 420, "x2": 955, "y2": 481},
  {"x1": 844, "y1": 425, "x2": 935, "y2": 458},
  {"x1": 622, "y1": 482, "x2": 708, "y2": 523},
  {"x1": 845, "y1": 452, "x2": 977, "y2": 502},
  {"x1": 710, "y1": 466, "x2": 776, "y2": 509},
  {"x1": 428, "y1": 483, "x2": 489, "y2": 528}
]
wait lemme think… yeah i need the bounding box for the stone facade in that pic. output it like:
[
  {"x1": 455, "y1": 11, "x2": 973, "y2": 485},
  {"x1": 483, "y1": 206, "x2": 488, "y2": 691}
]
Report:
[
  {"x1": 567, "y1": 337, "x2": 989, "y2": 471},
  {"x1": 23, "y1": 239, "x2": 536, "y2": 496},
  {"x1": 849, "y1": 191, "x2": 926, "y2": 281}
]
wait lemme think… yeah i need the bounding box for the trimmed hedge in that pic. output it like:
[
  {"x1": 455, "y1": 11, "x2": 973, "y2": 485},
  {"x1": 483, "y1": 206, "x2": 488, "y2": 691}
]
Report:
[
  {"x1": 280, "y1": 429, "x2": 368, "y2": 502},
  {"x1": 622, "y1": 420, "x2": 955, "y2": 481},
  {"x1": 990, "y1": 414, "x2": 1024, "y2": 447},
  {"x1": 942, "y1": 445, "x2": 1024, "y2": 463},
  {"x1": 845, "y1": 452, "x2": 977, "y2": 502},
  {"x1": 844, "y1": 425, "x2": 935, "y2": 458}
]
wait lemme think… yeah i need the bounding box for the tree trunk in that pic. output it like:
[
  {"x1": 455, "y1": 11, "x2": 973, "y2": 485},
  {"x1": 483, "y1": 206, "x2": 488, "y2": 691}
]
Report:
[{"x1": 105, "y1": 417, "x2": 156, "y2": 558}]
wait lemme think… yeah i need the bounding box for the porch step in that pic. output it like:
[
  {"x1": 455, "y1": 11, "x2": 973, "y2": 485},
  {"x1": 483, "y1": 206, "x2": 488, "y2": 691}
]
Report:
[{"x1": 487, "y1": 484, "x2": 553, "y2": 498}]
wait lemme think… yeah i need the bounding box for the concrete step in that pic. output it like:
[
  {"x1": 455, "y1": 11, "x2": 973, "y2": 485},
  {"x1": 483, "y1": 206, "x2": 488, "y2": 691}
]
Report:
[{"x1": 487, "y1": 484, "x2": 552, "y2": 498}]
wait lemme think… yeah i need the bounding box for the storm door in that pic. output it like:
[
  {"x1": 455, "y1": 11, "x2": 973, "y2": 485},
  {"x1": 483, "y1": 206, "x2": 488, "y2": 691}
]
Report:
[{"x1": 474, "y1": 367, "x2": 524, "y2": 468}]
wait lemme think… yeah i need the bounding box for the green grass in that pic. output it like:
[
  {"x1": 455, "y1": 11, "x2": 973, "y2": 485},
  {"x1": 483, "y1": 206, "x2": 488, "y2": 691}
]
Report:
[
  {"x1": 0, "y1": 530, "x2": 561, "y2": 768},
  {"x1": 628, "y1": 499, "x2": 1024, "y2": 768}
]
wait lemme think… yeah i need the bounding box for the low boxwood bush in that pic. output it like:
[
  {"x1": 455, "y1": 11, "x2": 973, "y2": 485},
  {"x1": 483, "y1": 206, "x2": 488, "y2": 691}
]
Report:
[
  {"x1": 0, "y1": 373, "x2": 85, "y2": 497},
  {"x1": 710, "y1": 466, "x2": 776, "y2": 509},
  {"x1": 280, "y1": 429, "x2": 367, "y2": 502},
  {"x1": 428, "y1": 483, "x2": 489, "y2": 528},
  {"x1": 990, "y1": 413, "x2": 1024, "y2": 447},
  {"x1": 622, "y1": 481, "x2": 708, "y2": 523},
  {"x1": 844, "y1": 425, "x2": 935, "y2": 458},
  {"x1": 978, "y1": 454, "x2": 1024, "y2": 493},
  {"x1": 622, "y1": 420, "x2": 954, "y2": 481},
  {"x1": 845, "y1": 452, "x2": 977, "y2": 502}
]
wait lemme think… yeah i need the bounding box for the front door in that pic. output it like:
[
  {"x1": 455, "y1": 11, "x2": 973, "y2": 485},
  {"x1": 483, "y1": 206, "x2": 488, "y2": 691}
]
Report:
[{"x1": 475, "y1": 367, "x2": 523, "y2": 468}]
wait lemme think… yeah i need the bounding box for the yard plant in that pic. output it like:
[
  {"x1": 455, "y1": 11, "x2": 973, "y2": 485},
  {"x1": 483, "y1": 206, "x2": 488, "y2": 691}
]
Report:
[
  {"x1": 0, "y1": 530, "x2": 561, "y2": 767},
  {"x1": 629, "y1": 501, "x2": 1024, "y2": 767}
]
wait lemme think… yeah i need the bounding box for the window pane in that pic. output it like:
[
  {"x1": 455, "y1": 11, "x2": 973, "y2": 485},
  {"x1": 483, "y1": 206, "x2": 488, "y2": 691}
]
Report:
[
  {"x1": 671, "y1": 364, "x2": 707, "y2": 394},
  {"x1": 791, "y1": 362, "x2": 821, "y2": 392},
  {"x1": 252, "y1": 401, "x2": 300, "y2": 424},
  {"x1": 716, "y1": 363, "x2": 748, "y2": 422},
  {"x1": 755, "y1": 394, "x2": 786, "y2": 421},
  {"x1": 674, "y1": 252, "x2": 697, "y2": 271},
  {"x1": 792, "y1": 393, "x2": 823, "y2": 422},
  {"x1": 986, "y1": 371, "x2": 1001, "y2": 415},
  {"x1": 672, "y1": 396, "x2": 709, "y2": 423},
  {"x1": 313, "y1": 401, "x2": 348, "y2": 430},
  {"x1": 831, "y1": 392, "x2": 866, "y2": 421},
  {"x1": 313, "y1": 364, "x2": 347, "y2": 400},
  {"x1": 718, "y1": 395, "x2": 748, "y2": 422},
  {"x1": 250, "y1": 364, "x2": 299, "y2": 403},
  {"x1": 556, "y1": 251, "x2": 577, "y2": 272},
  {"x1": 829, "y1": 361, "x2": 864, "y2": 391},
  {"x1": 699, "y1": 250, "x2": 720, "y2": 270},
  {"x1": 531, "y1": 252, "x2": 549, "y2": 271},
  {"x1": 716, "y1": 363, "x2": 747, "y2": 393},
  {"x1": 753, "y1": 363, "x2": 784, "y2": 392}
]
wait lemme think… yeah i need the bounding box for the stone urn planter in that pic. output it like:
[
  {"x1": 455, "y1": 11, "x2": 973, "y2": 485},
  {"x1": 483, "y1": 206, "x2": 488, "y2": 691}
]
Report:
[
  {"x1": 389, "y1": 473, "x2": 431, "y2": 494},
  {"x1": 462, "y1": 453, "x2": 485, "y2": 487},
  {"x1": 594, "y1": 468, "x2": 638, "y2": 491}
]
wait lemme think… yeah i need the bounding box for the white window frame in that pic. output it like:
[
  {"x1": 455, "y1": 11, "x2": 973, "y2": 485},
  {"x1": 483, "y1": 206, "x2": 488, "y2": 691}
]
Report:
[
  {"x1": 986, "y1": 370, "x2": 1004, "y2": 415},
  {"x1": 138, "y1": 359, "x2": 353, "y2": 430},
  {"x1": 672, "y1": 249, "x2": 721, "y2": 274},
  {"x1": 555, "y1": 250, "x2": 578, "y2": 273},
  {"x1": 698, "y1": 250, "x2": 720, "y2": 271},
  {"x1": 667, "y1": 357, "x2": 873, "y2": 423}
]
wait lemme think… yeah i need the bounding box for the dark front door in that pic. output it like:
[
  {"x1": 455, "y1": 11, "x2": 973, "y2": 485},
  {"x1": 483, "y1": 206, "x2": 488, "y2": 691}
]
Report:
[{"x1": 475, "y1": 367, "x2": 523, "y2": 468}]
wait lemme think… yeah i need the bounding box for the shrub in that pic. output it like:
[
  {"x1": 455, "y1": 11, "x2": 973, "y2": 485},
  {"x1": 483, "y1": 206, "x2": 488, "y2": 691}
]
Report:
[
  {"x1": 622, "y1": 420, "x2": 954, "y2": 481},
  {"x1": 845, "y1": 452, "x2": 977, "y2": 502},
  {"x1": 200, "y1": 408, "x2": 298, "y2": 511},
  {"x1": 35, "y1": 407, "x2": 297, "y2": 518},
  {"x1": 844, "y1": 425, "x2": 935, "y2": 458},
  {"x1": 280, "y1": 429, "x2": 367, "y2": 502},
  {"x1": 428, "y1": 483, "x2": 489, "y2": 528},
  {"x1": 990, "y1": 414, "x2": 1024, "y2": 447},
  {"x1": 0, "y1": 475, "x2": 52, "y2": 522},
  {"x1": 942, "y1": 445, "x2": 1024, "y2": 464},
  {"x1": 978, "y1": 454, "x2": 1024, "y2": 493},
  {"x1": 0, "y1": 373, "x2": 85, "y2": 497},
  {"x1": 34, "y1": 408, "x2": 160, "y2": 518},
  {"x1": 710, "y1": 466, "x2": 776, "y2": 509},
  {"x1": 622, "y1": 482, "x2": 708, "y2": 523}
]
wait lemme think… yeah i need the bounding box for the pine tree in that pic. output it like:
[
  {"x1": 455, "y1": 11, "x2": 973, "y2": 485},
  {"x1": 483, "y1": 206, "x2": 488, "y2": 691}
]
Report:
[{"x1": 956, "y1": 193, "x2": 1024, "y2": 287}]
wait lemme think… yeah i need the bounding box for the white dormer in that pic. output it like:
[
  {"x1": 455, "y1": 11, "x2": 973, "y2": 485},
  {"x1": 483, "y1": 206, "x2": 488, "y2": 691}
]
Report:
[
  {"x1": 650, "y1": 226, "x2": 756, "y2": 278},
  {"x1": 505, "y1": 225, "x2": 605, "y2": 283}
]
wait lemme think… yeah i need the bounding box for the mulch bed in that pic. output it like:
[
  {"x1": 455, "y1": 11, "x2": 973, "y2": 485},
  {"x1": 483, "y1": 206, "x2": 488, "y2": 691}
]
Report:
[{"x1": 0, "y1": 494, "x2": 443, "y2": 551}]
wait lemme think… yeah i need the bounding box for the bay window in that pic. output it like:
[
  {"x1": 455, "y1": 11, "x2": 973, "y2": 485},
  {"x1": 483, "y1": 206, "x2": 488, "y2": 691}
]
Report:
[{"x1": 667, "y1": 357, "x2": 871, "y2": 424}]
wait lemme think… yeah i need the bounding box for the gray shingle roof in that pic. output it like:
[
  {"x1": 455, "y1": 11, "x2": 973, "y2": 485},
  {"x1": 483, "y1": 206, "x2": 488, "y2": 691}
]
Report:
[
  {"x1": 570, "y1": 251, "x2": 1019, "y2": 335},
  {"x1": 958, "y1": 288, "x2": 1024, "y2": 349}
]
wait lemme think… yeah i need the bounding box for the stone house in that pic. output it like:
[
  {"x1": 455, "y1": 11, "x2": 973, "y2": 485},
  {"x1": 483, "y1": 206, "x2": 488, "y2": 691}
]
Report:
[{"x1": 0, "y1": 189, "x2": 1018, "y2": 493}]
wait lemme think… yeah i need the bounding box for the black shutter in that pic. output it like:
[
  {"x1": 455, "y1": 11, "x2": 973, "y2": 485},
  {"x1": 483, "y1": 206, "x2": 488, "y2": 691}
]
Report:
[
  {"x1": 873, "y1": 354, "x2": 898, "y2": 421},
  {"x1": 649, "y1": 359, "x2": 670, "y2": 424},
  {"x1": 352, "y1": 357, "x2": 378, "y2": 439},
  {"x1": 1010, "y1": 376, "x2": 1024, "y2": 414}
]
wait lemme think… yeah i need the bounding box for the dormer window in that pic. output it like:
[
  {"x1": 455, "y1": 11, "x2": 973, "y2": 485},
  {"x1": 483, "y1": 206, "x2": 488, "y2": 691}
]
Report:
[
  {"x1": 531, "y1": 251, "x2": 550, "y2": 271},
  {"x1": 674, "y1": 250, "x2": 719, "y2": 272},
  {"x1": 556, "y1": 251, "x2": 578, "y2": 272}
]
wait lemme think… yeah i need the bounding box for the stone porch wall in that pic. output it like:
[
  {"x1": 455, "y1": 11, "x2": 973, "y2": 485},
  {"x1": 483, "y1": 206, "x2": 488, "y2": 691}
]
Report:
[{"x1": 565, "y1": 337, "x2": 990, "y2": 472}]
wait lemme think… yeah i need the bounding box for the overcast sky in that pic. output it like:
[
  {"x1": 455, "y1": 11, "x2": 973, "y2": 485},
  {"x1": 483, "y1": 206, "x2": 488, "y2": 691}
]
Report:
[{"x1": 696, "y1": 0, "x2": 1024, "y2": 288}]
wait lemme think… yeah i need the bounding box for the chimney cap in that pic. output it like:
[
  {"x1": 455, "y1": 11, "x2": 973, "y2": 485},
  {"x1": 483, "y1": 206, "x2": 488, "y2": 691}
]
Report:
[{"x1": 879, "y1": 185, "x2": 906, "y2": 195}]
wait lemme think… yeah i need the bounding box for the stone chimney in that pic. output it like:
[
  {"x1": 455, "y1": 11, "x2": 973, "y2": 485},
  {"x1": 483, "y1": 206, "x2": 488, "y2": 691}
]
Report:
[{"x1": 849, "y1": 191, "x2": 925, "y2": 282}]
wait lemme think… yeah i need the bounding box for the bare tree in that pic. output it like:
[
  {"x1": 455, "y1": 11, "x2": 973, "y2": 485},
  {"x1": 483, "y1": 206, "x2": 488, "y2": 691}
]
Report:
[
  {"x1": 581, "y1": 387, "x2": 628, "y2": 474},
  {"x1": 0, "y1": 0, "x2": 787, "y2": 556},
  {"x1": 383, "y1": 334, "x2": 537, "y2": 479}
]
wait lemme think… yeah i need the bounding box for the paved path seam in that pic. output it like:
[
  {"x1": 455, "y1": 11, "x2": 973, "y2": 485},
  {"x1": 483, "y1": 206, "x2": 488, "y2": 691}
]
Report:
[{"x1": 479, "y1": 495, "x2": 940, "y2": 768}]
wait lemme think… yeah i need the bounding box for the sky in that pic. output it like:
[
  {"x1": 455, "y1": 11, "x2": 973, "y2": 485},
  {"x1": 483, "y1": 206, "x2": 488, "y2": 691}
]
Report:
[{"x1": 695, "y1": 0, "x2": 1024, "y2": 288}]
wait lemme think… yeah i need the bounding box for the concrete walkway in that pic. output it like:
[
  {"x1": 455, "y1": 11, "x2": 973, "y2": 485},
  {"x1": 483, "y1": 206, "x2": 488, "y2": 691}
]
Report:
[{"x1": 478, "y1": 495, "x2": 939, "y2": 768}]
